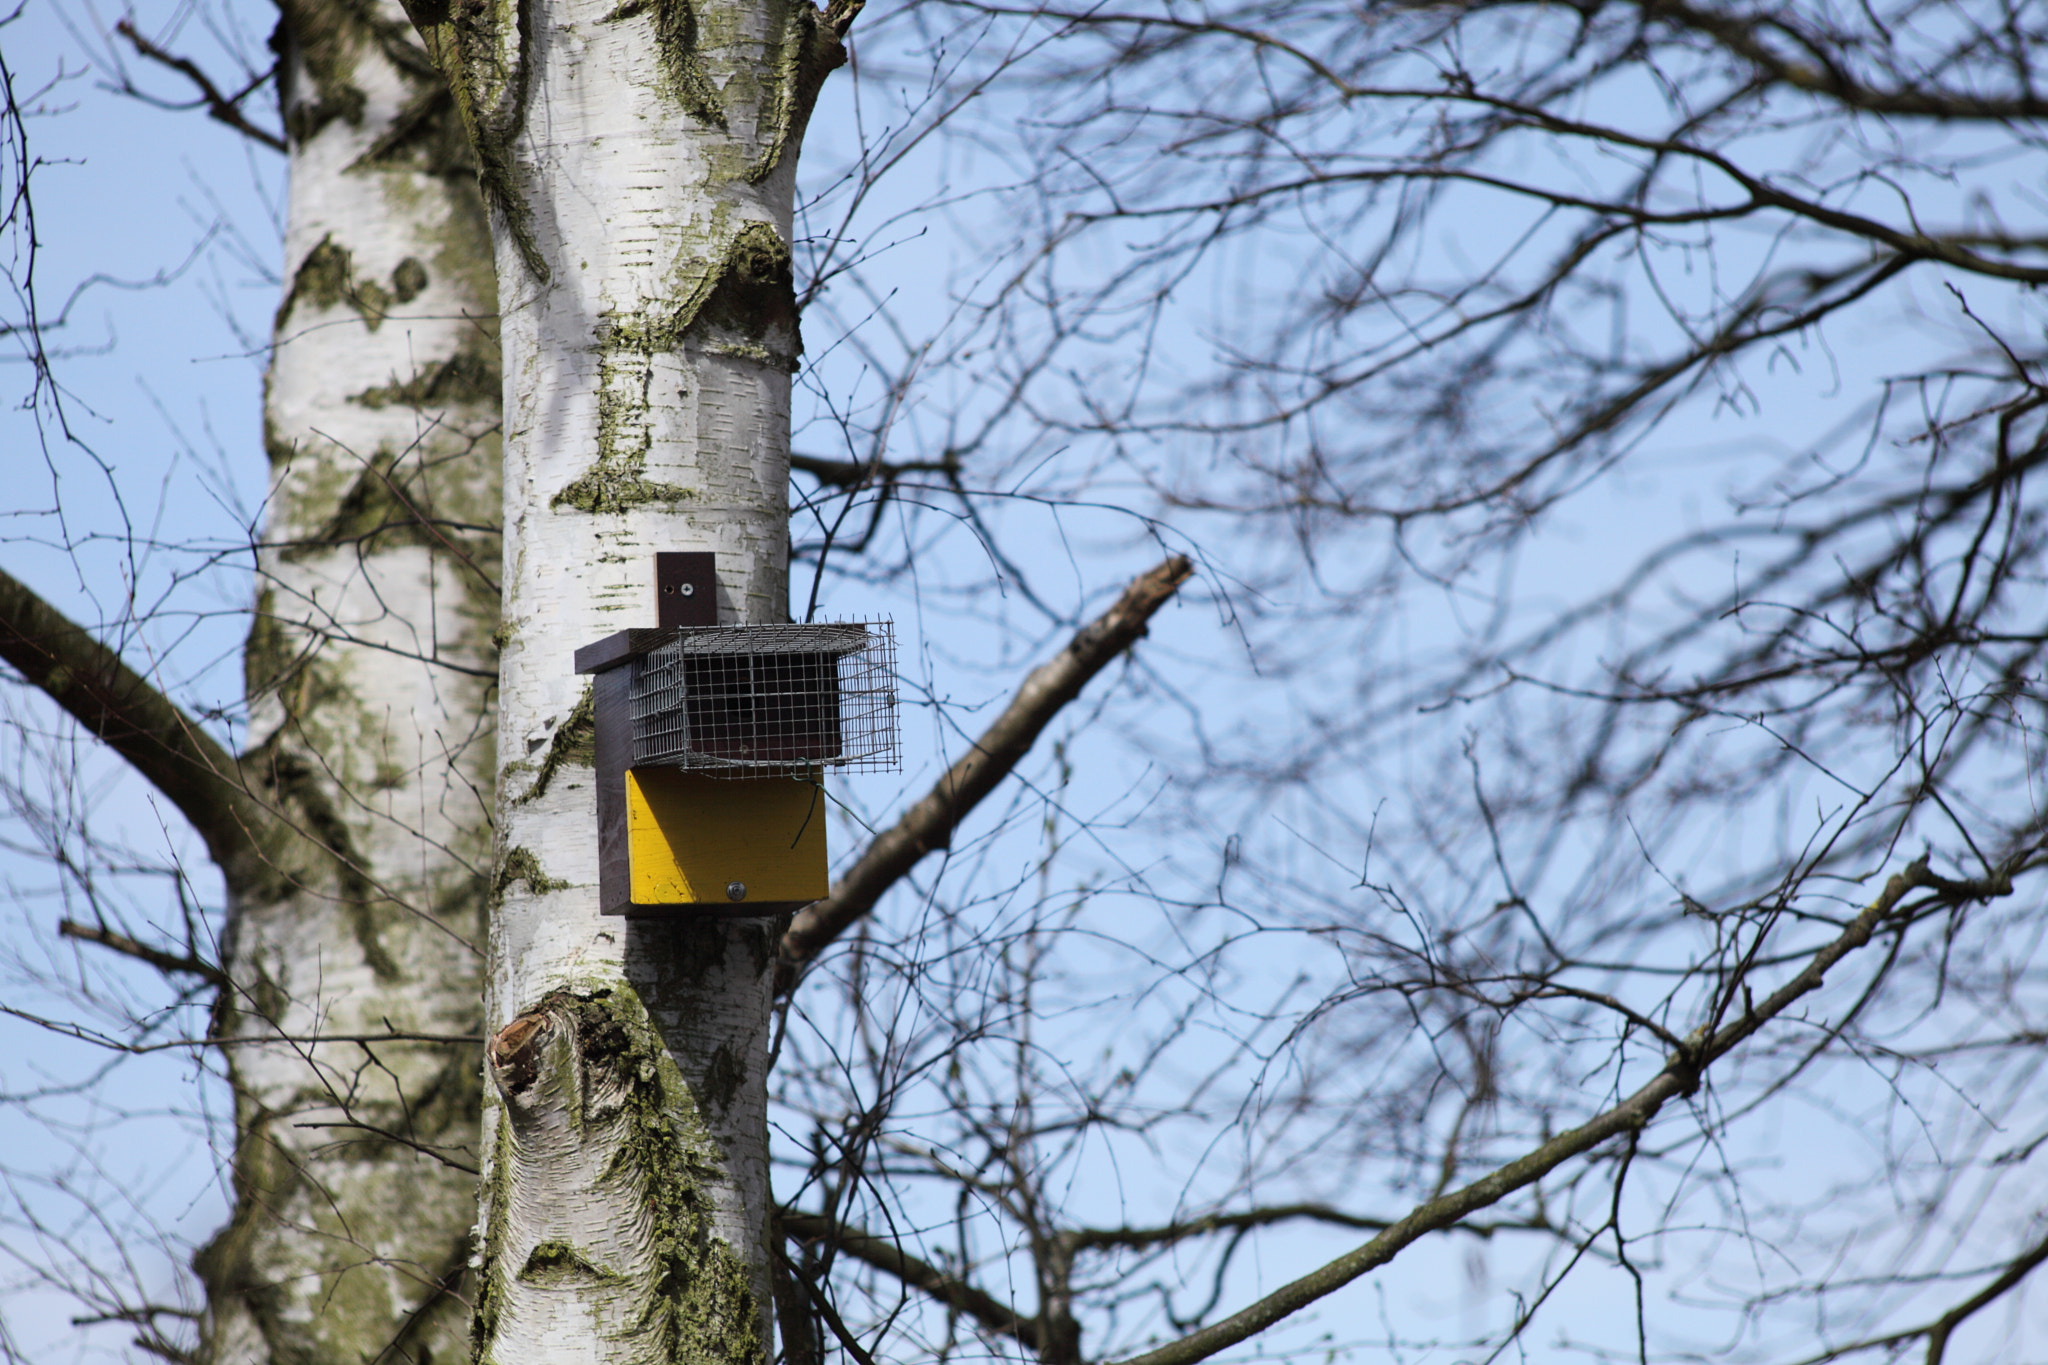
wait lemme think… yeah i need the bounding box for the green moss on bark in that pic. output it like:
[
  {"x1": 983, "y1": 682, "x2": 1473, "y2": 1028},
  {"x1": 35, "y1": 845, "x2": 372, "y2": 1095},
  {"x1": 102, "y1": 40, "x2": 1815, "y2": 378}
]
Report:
[
  {"x1": 745, "y1": 3, "x2": 849, "y2": 183},
  {"x1": 277, "y1": 238, "x2": 441, "y2": 332},
  {"x1": 552, "y1": 434, "x2": 697, "y2": 513},
  {"x1": 551, "y1": 348, "x2": 696, "y2": 512},
  {"x1": 195, "y1": 1026, "x2": 483, "y2": 1362},
  {"x1": 352, "y1": 84, "x2": 479, "y2": 177},
  {"x1": 494, "y1": 846, "x2": 570, "y2": 905},
  {"x1": 476, "y1": 988, "x2": 764, "y2": 1365},
  {"x1": 244, "y1": 589, "x2": 293, "y2": 703},
  {"x1": 695, "y1": 222, "x2": 798, "y2": 352},
  {"x1": 520, "y1": 1238, "x2": 623, "y2": 1285},
  {"x1": 279, "y1": 0, "x2": 369, "y2": 143},
  {"x1": 596, "y1": 0, "x2": 725, "y2": 127},
  {"x1": 647, "y1": 0, "x2": 725, "y2": 128},
  {"x1": 550, "y1": 469, "x2": 694, "y2": 513},
  {"x1": 276, "y1": 235, "x2": 353, "y2": 330},
  {"x1": 285, "y1": 451, "x2": 435, "y2": 558},
  {"x1": 286, "y1": 81, "x2": 368, "y2": 143},
  {"x1": 516, "y1": 684, "x2": 595, "y2": 805},
  {"x1": 578, "y1": 989, "x2": 763, "y2": 1363},
  {"x1": 268, "y1": 749, "x2": 405, "y2": 981},
  {"x1": 700, "y1": 1041, "x2": 745, "y2": 1112},
  {"x1": 353, "y1": 342, "x2": 501, "y2": 410},
  {"x1": 401, "y1": 0, "x2": 548, "y2": 280},
  {"x1": 471, "y1": 1107, "x2": 517, "y2": 1362},
  {"x1": 551, "y1": 219, "x2": 803, "y2": 513}
]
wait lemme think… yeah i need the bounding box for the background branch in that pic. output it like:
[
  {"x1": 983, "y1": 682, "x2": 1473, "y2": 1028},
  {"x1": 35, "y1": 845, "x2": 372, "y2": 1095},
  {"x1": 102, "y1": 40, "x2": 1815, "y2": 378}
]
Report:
[
  {"x1": 782, "y1": 1210, "x2": 1044, "y2": 1352},
  {"x1": 112, "y1": 20, "x2": 286, "y2": 153},
  {"x1": 1107, "y1": 860, "x2": 2005, "y2": 1365},
  {"x1": 57, "y1": 919, "x2": 226, "y2": 988},
  {"x1": 792, "y1": 451, "x2": 962, "y2": 488},
  {"x1": 777, "y1": 554, "x2": 1195, "y2": 988},
  {"x1": 0, "y1": 566, "x2": 276, "y2": 893}
]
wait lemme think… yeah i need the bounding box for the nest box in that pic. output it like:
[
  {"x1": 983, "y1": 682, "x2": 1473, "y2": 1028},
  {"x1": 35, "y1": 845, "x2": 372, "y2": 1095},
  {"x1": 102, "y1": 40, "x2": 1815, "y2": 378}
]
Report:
[{"x1": 575, "y1": 553, "x2": 899, "y2": 915}]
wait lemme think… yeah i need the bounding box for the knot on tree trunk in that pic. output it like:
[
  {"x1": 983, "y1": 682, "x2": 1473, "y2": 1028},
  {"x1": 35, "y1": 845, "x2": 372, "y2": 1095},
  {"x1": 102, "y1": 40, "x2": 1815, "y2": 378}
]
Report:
[{"x1": 477, "y1": 988, "x2": 763, "y2": 1365}]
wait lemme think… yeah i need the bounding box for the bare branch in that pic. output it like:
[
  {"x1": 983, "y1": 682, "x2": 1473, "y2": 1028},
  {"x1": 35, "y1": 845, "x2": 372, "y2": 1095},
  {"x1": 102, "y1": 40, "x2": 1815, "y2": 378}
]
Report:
[
  {"x1": 0, "y1": 1001, "x2": 481, "y2": 1053},
  {"x1": 57, "y1": 919, "x2": 226, "y2": 988},
  {"x1": 0, "y1": 565, "x2": 277, "y2": 893},
  {"x1": 1011, "y1": 3, "x2": 2048, "y2": 121},
  {"x1": 781, "y1": 1210, "x2": 1044, "y2": 1352},
  {"x1": 1924, "y1": 1229, "x2": 2048, "y2": 1365},
  {"x1": 292, "y1": 1118, "x2": 481, "y2": 1176},
  {"x1": 777, "y1": 554, "x2": 1195, "y2": 988},
  {"x1": 823, "y1": 0, "x2": 866, "y2": 40},
  {"x1": 1106, "y1": 858, "x2": 2008, "y2": 1365},
  {"x1": 778, "y1": 1241, "x2": 888, "y2": 1365},
  {"x1": 1637, "y1": 0, "x2": 2048, "y2": 120},
  {"x1": 1064, "y1": 1203, "x2": 1555, "y2": 1253},
  {"x1": 1783, "y1": 1221, "x2": 2048, "y2": 1365},
  {"x1": 112, "y1": 20, "x2": 286, "y2": 153},
  {"x1": 791, "y1": 451, "x2": 961, "y2": 488}
]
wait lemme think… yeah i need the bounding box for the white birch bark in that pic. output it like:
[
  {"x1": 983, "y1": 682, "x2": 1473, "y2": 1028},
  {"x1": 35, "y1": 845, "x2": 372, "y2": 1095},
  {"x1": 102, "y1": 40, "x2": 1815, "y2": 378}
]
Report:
[
  {"x1": 199, "y1": 0, "x2": 501, "y2": 1358},
  {"x1": 397, "y1": 1, "x2": 854, "y2": 1359}
]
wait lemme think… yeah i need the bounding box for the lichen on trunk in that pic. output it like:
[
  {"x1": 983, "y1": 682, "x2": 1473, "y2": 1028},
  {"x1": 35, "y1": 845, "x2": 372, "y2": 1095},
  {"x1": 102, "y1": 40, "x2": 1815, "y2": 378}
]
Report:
[
  {"x1": 198, "y1": 0, "x2": 503, "y2": 1358},
  {"x1": 390, "y1": 0, "x2": 862, "y2": 1358},
  {"x1": 476, "y1": 987, "x2": 765, "y2": 1364}
]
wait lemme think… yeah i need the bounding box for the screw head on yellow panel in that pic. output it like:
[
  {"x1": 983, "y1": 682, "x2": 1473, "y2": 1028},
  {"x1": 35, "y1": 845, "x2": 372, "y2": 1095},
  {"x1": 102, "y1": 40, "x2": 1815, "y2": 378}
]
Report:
[{"x1": 726, "y1": 881, "x2": 747, "y2": 902}]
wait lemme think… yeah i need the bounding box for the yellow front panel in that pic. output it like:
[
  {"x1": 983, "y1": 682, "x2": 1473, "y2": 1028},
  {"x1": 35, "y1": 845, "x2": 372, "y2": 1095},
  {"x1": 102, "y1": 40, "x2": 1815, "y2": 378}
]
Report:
[{"x1": 626, "y1": 768, "x2": 829, "y2": 905}]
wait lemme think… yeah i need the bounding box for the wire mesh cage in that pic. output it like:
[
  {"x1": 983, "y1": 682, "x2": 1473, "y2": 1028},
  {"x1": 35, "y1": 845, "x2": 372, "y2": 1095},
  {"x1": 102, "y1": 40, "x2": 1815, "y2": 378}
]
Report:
[{"x1": 628, "y1": 621, "x2": 900, "y2": 777}]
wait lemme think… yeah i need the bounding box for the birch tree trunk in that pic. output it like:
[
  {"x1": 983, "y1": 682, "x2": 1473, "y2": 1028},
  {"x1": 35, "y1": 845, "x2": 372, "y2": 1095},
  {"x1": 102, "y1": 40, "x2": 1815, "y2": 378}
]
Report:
[
  {"x1": 197, "y1": 0, "x2": 501, "y2": 1357},
  {"x1": 396, "y1": 1, "x2": 857, "y2": 1359}
]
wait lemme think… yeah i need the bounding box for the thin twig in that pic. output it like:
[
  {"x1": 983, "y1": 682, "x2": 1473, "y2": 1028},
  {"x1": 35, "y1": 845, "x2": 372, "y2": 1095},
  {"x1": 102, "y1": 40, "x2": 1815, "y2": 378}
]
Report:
[
  {"x1": 1106, "y1": 858, "x2": 2006, "y2": 1365},
  {"x1": 113, "y1": 21, "x2": 286, "y2": 153},
  {"x1": 58, "y1": 919, "x2": 225, "y2": 988}
]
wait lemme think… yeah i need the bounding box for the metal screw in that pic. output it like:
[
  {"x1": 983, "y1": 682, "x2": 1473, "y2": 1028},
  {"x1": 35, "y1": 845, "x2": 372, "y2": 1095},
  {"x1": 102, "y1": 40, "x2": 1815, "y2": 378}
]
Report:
[
  {"x1": 726, "y1": 881, "x2": 747, "y2": 902},
  {"x1": 679, "y1": 582, "x2": 695, "y2": 596}
]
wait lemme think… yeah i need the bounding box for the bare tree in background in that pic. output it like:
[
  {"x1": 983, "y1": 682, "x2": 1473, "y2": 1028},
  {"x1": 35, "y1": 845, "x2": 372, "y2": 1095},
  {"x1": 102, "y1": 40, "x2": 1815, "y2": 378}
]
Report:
[
  {"x1": 3, "y1": 1, "x2": 2046, "y2": 1364},
  {"x1": 767, "y1": 5, "x2": 2048, "y2": 1364}
]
